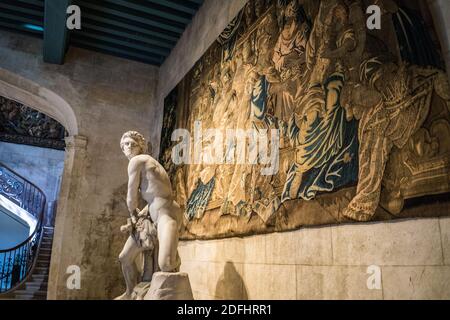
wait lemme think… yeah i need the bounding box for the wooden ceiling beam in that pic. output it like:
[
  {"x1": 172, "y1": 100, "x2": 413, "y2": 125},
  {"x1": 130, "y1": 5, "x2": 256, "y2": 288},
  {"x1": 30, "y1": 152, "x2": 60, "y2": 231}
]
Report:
[{"x1": 43, "y1": 0, "x2": 71, "y2": 64}]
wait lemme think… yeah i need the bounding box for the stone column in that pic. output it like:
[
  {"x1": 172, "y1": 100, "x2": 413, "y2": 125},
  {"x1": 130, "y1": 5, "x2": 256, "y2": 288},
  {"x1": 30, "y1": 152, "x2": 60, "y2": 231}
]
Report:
[
  {"x1": 427, "y1": 0, "x2": 450, "y2": 80},
  {"x1": 47, "y1": 135, "x2": 87, "y2": 300}
]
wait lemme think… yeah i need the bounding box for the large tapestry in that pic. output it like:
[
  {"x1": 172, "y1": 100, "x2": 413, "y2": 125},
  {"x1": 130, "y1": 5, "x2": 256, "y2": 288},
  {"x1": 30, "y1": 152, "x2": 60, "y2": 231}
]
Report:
[{"x1": 160, "y1": 0, "x2": 450, "y2": 239}]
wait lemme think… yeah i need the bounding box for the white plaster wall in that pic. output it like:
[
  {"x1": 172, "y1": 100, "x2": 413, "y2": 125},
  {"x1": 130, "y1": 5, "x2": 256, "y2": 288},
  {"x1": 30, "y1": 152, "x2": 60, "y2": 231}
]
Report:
[
  {"x1": 0, "y1": 29, "x2": 159, "y2": 299},
  {"x1": 157, "y1": 0, "x2": 450, "y2": 300}
]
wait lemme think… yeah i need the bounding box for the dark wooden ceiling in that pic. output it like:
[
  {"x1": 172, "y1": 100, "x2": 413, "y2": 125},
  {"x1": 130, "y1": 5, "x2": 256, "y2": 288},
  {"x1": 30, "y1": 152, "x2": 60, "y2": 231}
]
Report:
[{"x1": 0, "y1": 0, "x2": 204, "y2": 65}]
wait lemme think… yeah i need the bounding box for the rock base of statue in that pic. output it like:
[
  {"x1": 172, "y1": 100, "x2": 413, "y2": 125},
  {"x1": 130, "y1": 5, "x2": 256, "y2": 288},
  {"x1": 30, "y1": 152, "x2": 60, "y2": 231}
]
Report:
[
  {"x1": 132, "y1": 282, "x2": 152, "y2": 300},
  {"x1": 136, "y1": 272, "x2": 193, "y2": 300}
]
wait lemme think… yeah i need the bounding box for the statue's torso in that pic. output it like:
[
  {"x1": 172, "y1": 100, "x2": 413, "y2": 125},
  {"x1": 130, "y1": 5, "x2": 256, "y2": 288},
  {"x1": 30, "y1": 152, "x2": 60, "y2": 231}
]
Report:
[{"x1": 134, "y1": 155, "x2": 181, "y2": 224}]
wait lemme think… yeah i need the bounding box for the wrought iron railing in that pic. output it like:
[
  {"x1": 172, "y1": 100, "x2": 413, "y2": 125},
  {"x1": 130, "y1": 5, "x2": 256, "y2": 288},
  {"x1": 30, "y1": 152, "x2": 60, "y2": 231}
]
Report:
[{"x1": 0, "y1": 162, "x2": 46, "y2": 294}]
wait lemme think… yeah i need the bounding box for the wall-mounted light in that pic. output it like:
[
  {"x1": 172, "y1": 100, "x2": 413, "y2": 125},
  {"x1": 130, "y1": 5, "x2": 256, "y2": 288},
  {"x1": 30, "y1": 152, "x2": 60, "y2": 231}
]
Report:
[{"x1": 23, "y1": 24, "x2": 44, "y2": 32}]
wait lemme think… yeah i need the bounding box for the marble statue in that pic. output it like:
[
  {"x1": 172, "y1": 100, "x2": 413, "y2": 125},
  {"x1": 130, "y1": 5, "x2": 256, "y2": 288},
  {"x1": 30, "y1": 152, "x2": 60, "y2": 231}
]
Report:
[{"x1": 115, "y1": 131, "x2": 192, "y2": 300}]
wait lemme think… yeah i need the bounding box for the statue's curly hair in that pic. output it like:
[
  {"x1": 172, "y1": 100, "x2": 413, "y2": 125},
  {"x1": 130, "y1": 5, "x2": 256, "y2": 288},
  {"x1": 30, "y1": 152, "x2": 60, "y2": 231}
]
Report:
[{"x1": 120, "y1": 131, "x2": 148, "y2": 154}]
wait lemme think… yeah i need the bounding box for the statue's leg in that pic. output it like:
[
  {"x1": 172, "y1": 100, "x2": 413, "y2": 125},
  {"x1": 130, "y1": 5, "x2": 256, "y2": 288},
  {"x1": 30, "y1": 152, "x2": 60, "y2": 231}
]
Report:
[
  {"x1": 116, "y1": 236, "x2": 141, "y2": 299},
  {"x1": 157, "y1": 214, "x2": 181, "y2": 272}
]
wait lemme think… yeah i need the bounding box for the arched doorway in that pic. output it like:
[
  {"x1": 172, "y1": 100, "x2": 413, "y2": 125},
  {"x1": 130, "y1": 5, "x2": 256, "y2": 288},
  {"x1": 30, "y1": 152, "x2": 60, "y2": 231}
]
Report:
[{"x1": 0, "y1": 67, "x2": 85, "y2": 299}]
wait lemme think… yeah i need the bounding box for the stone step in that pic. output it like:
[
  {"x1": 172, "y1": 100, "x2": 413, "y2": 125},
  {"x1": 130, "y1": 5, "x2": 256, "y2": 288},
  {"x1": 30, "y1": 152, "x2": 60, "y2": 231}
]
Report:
[
  {"x1": 39, "y1": 248, "x2": 52, "y2": 254},
  {"x1": 26, "y1": 279, "x2": 46, "y2": 287},
  {"x1": 15, "y1": 293, "x2": 46, "y2": 300},
  {"x1": 31, "y1": 274, "x2": 48, "y2": 281},
  {"x1": 36, "y1": 260, "x2": 51, "y2": 266},
  {"x1": 36, "y1": 261, "x2": 50, "y2": 268},
  {"x1": 25, "y1": 282, "x2": 48, "y2": 292},
  {"x1": 14, "y1": 290, "x2": 46, "y2": 297},
  {"x1": 33, "y1": 267, "x2": 49, "y2": 275},
  {"x1": 14, "y1": 294, "x2": 34, "y2": 300},
  {"x1": 37, "y1": 255, "x2": 51, "y2": 262},
  {"x1": 0, "y1": 292, "x2": 16, "y2": 300}
]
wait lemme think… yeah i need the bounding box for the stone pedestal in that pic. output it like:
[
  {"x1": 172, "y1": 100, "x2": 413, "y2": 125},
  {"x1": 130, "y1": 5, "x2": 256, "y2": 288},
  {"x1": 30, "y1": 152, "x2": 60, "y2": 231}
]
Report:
[
  {"x1": 143, "y1": 272, "x2": 194, "y2": 300},
  {"x1": 132, "y1": 282, "x2": 152, "y2": 300}
]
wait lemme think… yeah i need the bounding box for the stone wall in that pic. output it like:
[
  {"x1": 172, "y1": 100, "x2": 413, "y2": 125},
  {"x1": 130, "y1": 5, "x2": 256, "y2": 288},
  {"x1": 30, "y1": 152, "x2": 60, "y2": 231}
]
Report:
[
  {"x1": 179, "y1": 218, "x2": 450, "y2": 299},
  {"x1": 157, "y1": 0, "x2": 450, "y2": 300},
  {"x1": 0, "y1": 30, "x2": 159, "y2": 299}
]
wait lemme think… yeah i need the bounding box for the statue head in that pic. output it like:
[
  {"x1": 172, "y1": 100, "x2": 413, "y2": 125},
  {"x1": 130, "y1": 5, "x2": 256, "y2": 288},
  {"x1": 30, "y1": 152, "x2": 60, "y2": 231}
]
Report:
[{"x1": 120, "y1": 131, "x2": 148, "y2": 160}]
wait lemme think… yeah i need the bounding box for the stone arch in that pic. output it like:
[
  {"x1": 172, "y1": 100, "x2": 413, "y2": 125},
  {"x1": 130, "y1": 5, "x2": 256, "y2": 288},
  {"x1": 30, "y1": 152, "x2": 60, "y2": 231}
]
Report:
[
  {"x1": 0, "y1": 67, "x2": 87, "y2": 299},
  {"x1": 0, "y1": 67, "x2": 78, "y2": 136}
]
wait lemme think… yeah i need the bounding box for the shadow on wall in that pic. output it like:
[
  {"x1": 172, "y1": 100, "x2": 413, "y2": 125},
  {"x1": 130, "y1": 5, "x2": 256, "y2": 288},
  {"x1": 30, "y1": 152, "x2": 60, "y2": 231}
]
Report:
[{"x1": 215, "y1": 261, "x2": 248, "y2": 300}]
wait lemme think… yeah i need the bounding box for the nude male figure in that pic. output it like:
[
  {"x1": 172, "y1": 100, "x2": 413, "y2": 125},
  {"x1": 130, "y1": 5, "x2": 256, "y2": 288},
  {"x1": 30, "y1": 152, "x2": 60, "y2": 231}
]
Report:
[{"x1": 115, "y1": 131, "x2": 182, "y2": 300}]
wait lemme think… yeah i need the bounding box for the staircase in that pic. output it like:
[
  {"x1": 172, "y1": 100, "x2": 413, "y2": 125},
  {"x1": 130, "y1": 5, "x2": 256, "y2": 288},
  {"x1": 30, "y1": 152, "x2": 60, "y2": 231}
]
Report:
[
  {"x1": 0, "y1": 162, "x2": 49, "y2": 299},
  {"x1": 1, "y1": 227, "x2": 53, "y2": 300}
]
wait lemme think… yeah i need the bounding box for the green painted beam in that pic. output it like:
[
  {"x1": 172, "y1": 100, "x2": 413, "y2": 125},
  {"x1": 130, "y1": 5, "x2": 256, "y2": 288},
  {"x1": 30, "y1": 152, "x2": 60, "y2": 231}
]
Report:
[
  {"x1": 146, "y1": 0, "x2": 197, "y2": 15},
  {"x1": 43, "y1": 0, "x2": 71, "y2": 64},
  {"x1": 80, "y1": 21, "x2": 175, "y2": 49},
  {"x1": 11, "y1": 0, "x2": 44, "y2": 8},
  {"x1": 189, "y1": 0, "x2": 204, "y2": 5},
  {"x1": 71, "y1": 38, "x2": 164, "y2": 65},
  {"x1": 78, "y1": 1, "x2": 185, "y2": 34},
  {"x1": 0, "y1": 20, "x2": 43, "y2": 36},
  {"x1": 105, "y1": 0, "x2": 192, "y2": 24},
  {"x1": 0, "y1": 3, "x2": 44, "y2": 18},
  {"x1": 72, "y1": 34, "x2": 165, "y2": 59},
  {"x1": 0, "y1": 11, "x2": 43, "y2": 27},
  {"x1": 14, "y1": 0, "x2": 45, "y2": 8},
  {"x1": 72, "y1": 30, "x2": 170, "y2": 56},
  {"x1": 81, "y1": 11, "x2": 180, "y2": 42}
]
